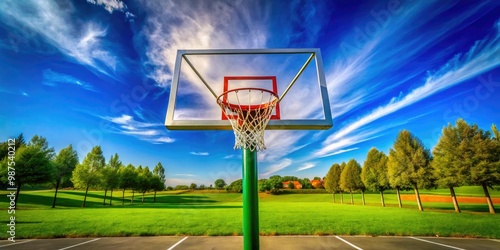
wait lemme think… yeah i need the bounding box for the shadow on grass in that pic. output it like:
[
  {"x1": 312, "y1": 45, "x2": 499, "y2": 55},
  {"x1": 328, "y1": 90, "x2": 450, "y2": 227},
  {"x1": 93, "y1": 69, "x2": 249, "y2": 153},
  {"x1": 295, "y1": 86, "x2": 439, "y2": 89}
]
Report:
[{"x1": 16, "y1": 192, "x2": 241, "y2": 209}]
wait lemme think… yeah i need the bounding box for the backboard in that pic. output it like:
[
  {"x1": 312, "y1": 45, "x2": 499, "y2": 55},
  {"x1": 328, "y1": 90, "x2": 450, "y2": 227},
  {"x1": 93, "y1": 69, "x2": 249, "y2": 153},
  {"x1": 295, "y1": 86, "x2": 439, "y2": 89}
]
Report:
[{"x1": 165, "y1": 48, "x2": 332, "y2": 130}]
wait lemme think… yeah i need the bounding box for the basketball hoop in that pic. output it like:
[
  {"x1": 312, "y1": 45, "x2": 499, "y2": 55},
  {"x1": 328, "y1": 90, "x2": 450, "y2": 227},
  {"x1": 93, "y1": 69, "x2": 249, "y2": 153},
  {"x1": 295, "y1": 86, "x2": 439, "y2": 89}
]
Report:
[{"x1": 217, "y1": 88, "x2": 279, "y2": 151}]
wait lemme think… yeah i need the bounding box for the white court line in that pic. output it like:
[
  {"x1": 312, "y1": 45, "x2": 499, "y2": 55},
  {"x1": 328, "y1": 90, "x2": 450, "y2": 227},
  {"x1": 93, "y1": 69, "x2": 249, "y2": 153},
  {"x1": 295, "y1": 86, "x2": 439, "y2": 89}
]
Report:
[
  {"x1": 167, "y1": 236, "x2": 188, "y2": 250},
  {"x1": 58, "y1": 238, "x2": 101, "y2": 250},
  {"x1": 335, "y1": 236, "x2": 363, "y2": 250},
  {"x1": 410, "y1": 237, "x2": 465, "y2": 250},
  {"x1": 0, "y1": 240, "x2": 35, "y2": 248}
]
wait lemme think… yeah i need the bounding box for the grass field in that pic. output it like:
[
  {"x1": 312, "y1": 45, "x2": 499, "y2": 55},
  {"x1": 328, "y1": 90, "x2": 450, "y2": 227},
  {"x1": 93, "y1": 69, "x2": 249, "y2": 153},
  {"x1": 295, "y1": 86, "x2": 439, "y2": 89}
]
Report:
[{"x1": 1, "y1": 187, "x2": 499, "y2": 239}]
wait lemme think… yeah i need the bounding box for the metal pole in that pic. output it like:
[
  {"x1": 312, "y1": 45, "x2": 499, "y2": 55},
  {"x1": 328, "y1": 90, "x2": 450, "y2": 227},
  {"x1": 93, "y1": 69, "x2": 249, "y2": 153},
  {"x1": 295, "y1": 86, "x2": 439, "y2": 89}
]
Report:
[{"x1": 242, "y1": 148, "x2": 259, "y2": 250}]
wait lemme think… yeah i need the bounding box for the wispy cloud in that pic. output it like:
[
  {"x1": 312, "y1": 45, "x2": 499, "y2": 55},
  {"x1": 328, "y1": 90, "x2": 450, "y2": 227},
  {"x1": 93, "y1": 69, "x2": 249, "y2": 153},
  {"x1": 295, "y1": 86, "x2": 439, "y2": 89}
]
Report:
[
  {"x1": 175, "y1": 174, "x2": 197, "y2": 177},
  {"x1": 86, "y1": 0, "x2": 135, "y2": 19},
  {"x1": 262, "y1": 158, "x2": 293, "y2": 176},
  {"x1": 326, "y1": 1, "x2": 495, "y2": 120},
  {"x1": 0, "y1": 0, "x2": 119, "y2": 76},
  {"x1": 190, "y1": 152, "x2": 209, "y2": 156},
  {"x1": 42, "y1": 69, "x2": 97, "y2": 92},
  {"x1": 104, "y1": 114, "x2": 175, "y2": 144},
  {"x1": 224, "y1": 154, "x2": 238, "y2": 159},
  {"x1": 315, "y1": 18, "x2": 500, "y2": 157},
  {"x1": 297, "y1": 162, "x2": 316, "y2": 171}
]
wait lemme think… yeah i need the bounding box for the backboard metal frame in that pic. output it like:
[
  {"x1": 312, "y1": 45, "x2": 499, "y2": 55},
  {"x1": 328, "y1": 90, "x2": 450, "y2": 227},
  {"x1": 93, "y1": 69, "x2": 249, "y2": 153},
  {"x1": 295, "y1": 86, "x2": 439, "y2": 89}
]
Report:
[{"x1": 165, "y1": 48, "x2": 332, "y2": 130}]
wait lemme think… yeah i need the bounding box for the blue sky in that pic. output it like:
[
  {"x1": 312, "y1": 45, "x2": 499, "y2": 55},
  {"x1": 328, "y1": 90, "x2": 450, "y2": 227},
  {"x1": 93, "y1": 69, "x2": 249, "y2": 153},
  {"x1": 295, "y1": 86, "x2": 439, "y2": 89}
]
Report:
[{"x1": 1, "y1": 0, "x2": 499, "y2": 186}]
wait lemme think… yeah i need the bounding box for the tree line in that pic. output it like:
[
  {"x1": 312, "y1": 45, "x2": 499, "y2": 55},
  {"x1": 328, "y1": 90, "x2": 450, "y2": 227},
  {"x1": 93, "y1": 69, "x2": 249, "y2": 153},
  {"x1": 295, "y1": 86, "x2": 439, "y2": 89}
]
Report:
[
  {"x1": 0, "y1": 136, "x2": 166, "y2": 208},
  {"x1": 324, "y1": 119, "x2": 500, "y2": 214}
]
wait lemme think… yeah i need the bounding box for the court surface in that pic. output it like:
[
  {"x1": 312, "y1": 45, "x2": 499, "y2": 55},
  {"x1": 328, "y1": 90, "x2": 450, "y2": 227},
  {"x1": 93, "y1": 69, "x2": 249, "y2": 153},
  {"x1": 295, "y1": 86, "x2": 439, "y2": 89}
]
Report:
[{"x1": 1, "y1": 236, "x2": 499, "y2": 250}]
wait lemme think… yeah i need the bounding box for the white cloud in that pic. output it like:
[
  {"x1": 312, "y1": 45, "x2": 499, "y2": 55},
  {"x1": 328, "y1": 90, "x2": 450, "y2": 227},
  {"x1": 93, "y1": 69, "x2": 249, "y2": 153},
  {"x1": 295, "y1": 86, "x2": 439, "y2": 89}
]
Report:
[
  {"x1": 151, "y1": 137, "x2": 175, "y2": 144},
  {"x1": 138, "y1": 1, "x2": 270, "y2": 88},
  {"x1": 42, "y1": 69, "x2": 97, "y2": 92},
  {"x1": 326, "y1": 1, "x2": 495, "y2": 121},
  {"x1": 190, "y1": 152, "x2": 209, "y2": 156},
  {"x1": 86, "y1": 0, "x2": 126, "y2": 13},
  {"x1": 262, "y1": 158, "x2": 293, "y2": 176},
  {"x1": 0, "y1": 1, "x2": 118, "y2": 76},
  {"x1": 297, "y1": 162, "x2": 316, "y2": 171},
  {"x1": 104, "y1": 114, "x2": 175, "y2": 144},
  {"x1": 314, "y1": 19, "x2": 500, "y2": 157},
  {"x1": 175, "y1": 174, "x2": 197, "y2": 177}
]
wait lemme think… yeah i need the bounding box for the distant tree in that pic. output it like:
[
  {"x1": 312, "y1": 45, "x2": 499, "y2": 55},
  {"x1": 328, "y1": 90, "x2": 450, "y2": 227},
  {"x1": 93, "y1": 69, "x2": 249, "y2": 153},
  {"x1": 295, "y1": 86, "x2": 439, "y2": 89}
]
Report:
[
  {"x1": 313, "y1": 177, "x2": 321, "y2": 180},
  {"x1": 282, "y1": 176, "x2": 299, "y2": 182},
  {"x1": 190, "y1": 183, "x2": 198, "y2": 190},
  {"x1": 214, "y1": 178, "x2": 227, "y2": 190},
  {"x1": 118, "y1": 164, "x2": 137, "y2": 205},
  {"x1": 361, "y1": 148, "x2": 390, "y2": 207},
  {"x1": 175, "y1": 185, "x2": 189, "y2": 190},
  {"x1": 288, "y1": 181, "x2": 295, "y2": 189},
  {"x1": 153, "y1": 162, "x2": 166, "y2": 187},
  {"x1": 324, "y1": 163, "x2": 343, "y2": 203},
  {"x1": 227, "y1": 179, "x2": 243, "y2": 193},
  {"x1": 71, "y1": 146, "x2": 105, "y2": 207},
  {"x1": 166, "y1": 186, "x2": 174, "y2": 191},
  {"x1": 151, "y1": 162, "x2": 166, "y2": 202},
  {"x1": 299, "y1": 178, "x2": 313, "y2": 189},
  {"x1": 0, "y1": 135, "x2": 55, "y2": 206},
  {"x1": 268, "y1": 175, "x2": 283, "y2": 193},
  {"x1": 388, "y1": 130, "x2": 433, "y2": 212},
  {"x1": 432, "y1": 122, "x2": 465, "y2": 212},
  {"x1": 209, "y1": 184, "x2": 213, "y2": 189},
  {"x1": 198, "y1": 184, "x2": 206, "y2": 190},
  {"x1": 464, "y1": 121, "x2": 500, "y2": 214},
  {"x1": 259, "y1": 179, "x2": 271, "y2": 192},
  {"x1": 340, "y1": 159, "x2": 363, "y2": 204},
  {"x1": 136, "y1": 166, "x2": 153, "y2": 203},
  {"x1": 51, "y1": 144, "x2": 79, "y2": 208},
  {"x1": 101, "y1": 153, "x2": 121, "y2": 206}
]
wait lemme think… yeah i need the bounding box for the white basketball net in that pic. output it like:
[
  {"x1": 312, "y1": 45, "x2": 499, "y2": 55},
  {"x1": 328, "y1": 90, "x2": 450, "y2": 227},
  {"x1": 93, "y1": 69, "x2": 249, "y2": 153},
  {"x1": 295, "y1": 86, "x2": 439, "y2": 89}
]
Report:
[{"x1": 217, "y1": 88, "x2": 279, "y2": 151}]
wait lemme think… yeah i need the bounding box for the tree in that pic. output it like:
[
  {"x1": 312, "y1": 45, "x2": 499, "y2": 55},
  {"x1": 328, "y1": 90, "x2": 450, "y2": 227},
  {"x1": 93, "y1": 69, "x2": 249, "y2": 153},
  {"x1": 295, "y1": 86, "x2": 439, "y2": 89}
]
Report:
[
  {"x1": 388, "y1": 130, "x2": 433, "y2": 211},
  {"x1": 287, "y1": 181, "x2": 295, "y2": 189},
  {"x1": 299, "y1": 178, "x2": 313, "y2": 189},
  {"x1": 100, "y1": 153, "x2": 121, "y2": 206},
  {"x1": 199, "y1": 184, "x2": 206, "y2": 190},
  {"x1": 324, "y1": 163, "x2": 343, "y2": 203},
  {"x1": 71, "y1": 146, "x2": 105, "y2": 207},
  {"x1": 190, "y1": 183, "x2": 198, "y2": 190},
  {"x1": 151, "y1": 162, "x2": 166, "y2": 202},
  {"x1": 340, "y1": 159, "x2": 363, "y2": 204},
  {"x1": 136, "y1": 167, "x2": 153, "y2": 203},
  {"x1": 361, "y1": 148, "x2": 390, "y2": 207},
  {"x1": 432, "y1": 122, "x2": 466, "y2": 212},
  {"x1": 268, "y1": 175, "x2": 283, "y2": 193},
  {"x1": 282, "y1": 176, "x2": 299, "y2": 182},
  {"x1": 313, "y1": 177, "x2": 321, "y2": 180},
  {"x1": 339, "y1": 162, "x2": 346, "y2": 203},
  {"x1": 214, "y1": 178, "x2": 227, "y2": 190},
  {"x1": 51, "y1": 144, "x2": 79, "y2": 208},
  {"x1": 0, "y1": 135, "x2": 55, "y2": 206},
  {"x1": 227, "y1": 179, "x2": 243, "y2": 193},
  {"x1": 259, "y1": 179, "x2": 271, "y2": 192},
  {"x1": 465, "y1": 121, "x2": 500, "y2": 214},
  {"x1": 0, "y1": 133, "x2": 26, "y2": 161},
  {"x1": 492, "y1": 124, "x2": 499, "y2": 141},
  {"x1": 118, "y1": 164, "x2": 136, "y2": 205}
]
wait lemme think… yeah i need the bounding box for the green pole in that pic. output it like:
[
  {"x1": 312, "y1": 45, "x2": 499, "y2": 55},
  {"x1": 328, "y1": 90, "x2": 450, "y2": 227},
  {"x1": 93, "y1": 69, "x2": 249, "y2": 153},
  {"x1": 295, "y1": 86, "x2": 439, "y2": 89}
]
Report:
[{"x1": 242, "y1": 148, "x2": 259, "y2": 250}]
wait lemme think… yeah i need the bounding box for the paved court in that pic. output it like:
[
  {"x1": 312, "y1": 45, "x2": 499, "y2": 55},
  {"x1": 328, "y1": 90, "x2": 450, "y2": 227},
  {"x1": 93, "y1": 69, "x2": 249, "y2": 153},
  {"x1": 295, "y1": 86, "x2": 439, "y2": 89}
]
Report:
[{"x1": 0, "y1": 236, "x2": 499, "y2": 250}]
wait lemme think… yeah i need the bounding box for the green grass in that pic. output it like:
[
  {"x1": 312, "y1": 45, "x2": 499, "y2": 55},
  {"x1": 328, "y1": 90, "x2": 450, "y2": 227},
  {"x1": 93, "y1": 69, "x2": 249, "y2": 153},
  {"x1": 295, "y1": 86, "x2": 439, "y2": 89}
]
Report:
[{"x1": 0, "y1": 188, "x2": 499, "y2": 239}]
